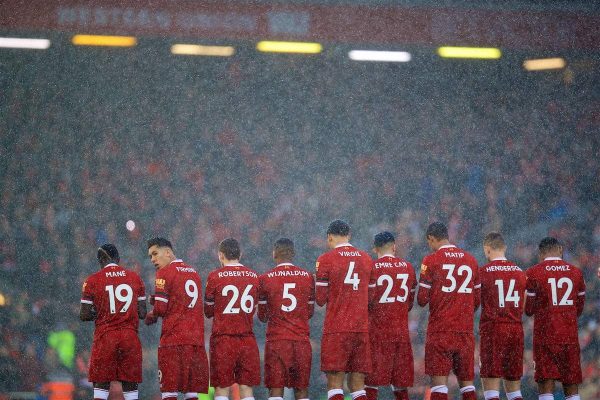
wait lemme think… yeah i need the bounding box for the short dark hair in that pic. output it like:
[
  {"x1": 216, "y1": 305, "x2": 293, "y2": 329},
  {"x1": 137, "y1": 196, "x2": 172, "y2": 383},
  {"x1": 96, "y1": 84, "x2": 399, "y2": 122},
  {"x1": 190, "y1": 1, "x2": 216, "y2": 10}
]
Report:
[
  {"x1": 273, "y1": 238, "x2": 295, "y2": 260},
  {"x1": 97, "y1": 243, "x2": 119, "y2": 265},
  {"x1": 539, "y1": 237, "x2": 561, "y2": 254},
  {"x1": 483, "y1": 232, "x2": 506, "y2": 250},
  {"x1": 147, "y1": 237, "x2": 173, "y2": 250},
  {"x1": 219, "y1": 238, "x2": 241, "y2": 260},
  {"x1": 374, "y1": 231, "x2": 395, "y2": 248},
  {"x1": 426, "y1": 222, "x2": 448, "y2": 240},
  {"x1": 327, "y1": 219, "x2": 350, "y2": 236}
]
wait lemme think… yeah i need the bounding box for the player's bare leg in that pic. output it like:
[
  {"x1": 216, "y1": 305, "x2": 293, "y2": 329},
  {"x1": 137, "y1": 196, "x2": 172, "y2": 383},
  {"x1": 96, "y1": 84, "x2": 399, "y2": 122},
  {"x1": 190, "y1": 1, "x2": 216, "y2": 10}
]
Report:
[
  {"x1": 481, "y1": 377, "x2": 501, "y2": 400},
  {"x1": 93, "y1": 382, "x2": 110, "y2": 400},
  {"x1": 503, "y1": 379, "x2": 523, "y2": 400},
  {"x1": 429, "y1": 376, "x2": 449, "y2": 400},
  {"x1": 239, "y1": 384, "x2": 255, "y2": 400},
  {"x1": 325, "y1": 372, "x2": 345, "y2": 400},
  {"x1": 391, "y1": 386, "x2": 409, "y2": 400},
  {"x1": 214, "y1": 386, "x2": 230, "y2": 400},
  {"x1": 294, "y1": 387, "x2": 309, "y2": 400},
  {"x1": 563, "y1": 383, "x2": 580, "y2": 400},
  {"x1": 121, "y1": 381, "x2": 138, "y2": 400},
  {"x1": 347, "y1": 373, "x2": 367, "y2": 400},
  {"x1": 537, "y1": 379, "x2": 555, "y2": 399},
  {"x1": 457, "y1": 380, "x2": 476, "y2": 400}
]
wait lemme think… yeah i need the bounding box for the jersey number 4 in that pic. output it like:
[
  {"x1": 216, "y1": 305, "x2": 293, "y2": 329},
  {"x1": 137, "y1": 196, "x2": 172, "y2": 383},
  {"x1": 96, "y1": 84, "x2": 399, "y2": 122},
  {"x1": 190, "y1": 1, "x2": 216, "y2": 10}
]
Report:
[
  {"x1": 344, "y1": 261, "x2": 360, "y2": 290},
  {"x1": 441, "y1": 264, "x2": 473, "y2": 293}
]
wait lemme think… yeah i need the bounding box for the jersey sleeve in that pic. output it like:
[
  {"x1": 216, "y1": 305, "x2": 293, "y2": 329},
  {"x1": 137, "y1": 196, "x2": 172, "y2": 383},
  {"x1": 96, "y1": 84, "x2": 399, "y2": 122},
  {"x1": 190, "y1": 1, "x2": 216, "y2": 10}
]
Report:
[
  {"x1": 576, "y1": 270, "x2": 586, "y2": 316},
  {"x1": 525, "y1": 270, "x2": 537, "y2": 316},
  {"x1": 153, "y1": 268, "x2": 169, "y2": 317},
  {"x1": 257, "y1": 275, "x2": 269, "y2": 323},
  {"x1": 417, "y1": 256, "x2": 433, "y2": 307},
  {"x1": 204, "y1": 272, "x2": 215, "y2": 318},
  {"x1": 81, "y1": 276, "x2": 95, "y2": 305},
  {"x1": 308, "y1": 275, "x2": 316, "y2": 318},
  {"x1": 315, "y1": 255, "x2": 329, "y2": 306},
  {"x1": 408, "y1": 263, "x2": 417, "y2": 311},
  {"x1": 472, "y1": 257, "x2": 481, "y2": 311},
  {"x1": 367, "y1": 256, "x2": 377, "y2": 304}
]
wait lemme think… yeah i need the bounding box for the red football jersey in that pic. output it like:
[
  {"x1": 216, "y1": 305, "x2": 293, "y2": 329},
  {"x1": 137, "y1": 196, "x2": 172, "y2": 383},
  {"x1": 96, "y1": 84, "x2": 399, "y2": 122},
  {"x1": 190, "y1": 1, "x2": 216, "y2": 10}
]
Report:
[
  {"x1": 479, "y1": 258, "x2": 526, "y2": 329},
  {"x1": 417, "y1": 244, "x2": 480, "y2": 334},
  {"x1": 369, "y1": 255, "x2": 417, "y2": 340},
  {"x1": 81, "y1": 263, "x2": 146, "y2": 336},
  {"x1": 152, "y1": 259, "x2": 204, "y2": 346},
  {"x1": 204, "y1": 263, "x2": 259, "y2": 337},
  {"x1": 258, "y1": 263, "x2": 315, "y2": 341},
  {"x1": 525, "y1": 257, "x2": 586, "y2": 345},
  {"x1": 315, "y1": 243, "x2": 374, "y2": 333}
]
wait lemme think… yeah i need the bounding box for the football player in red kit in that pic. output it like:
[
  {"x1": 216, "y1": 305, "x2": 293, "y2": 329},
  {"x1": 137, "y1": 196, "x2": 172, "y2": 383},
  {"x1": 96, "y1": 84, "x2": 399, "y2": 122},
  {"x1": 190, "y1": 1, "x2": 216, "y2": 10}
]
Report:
[
  {"x1": 365, "y1": 232, "x2": 416, "y2": 400},
  {"x1": 80, "y1": 244, "x2": 146, "y2": 400},
  {"x1": 144, "y1": 237, "x2": 209, "y2": 400},
  {"x1": 204, "y1": 238, "x2": 260, "y2": 400},
  {"x1": 525, "y1": 237, "x2": 585, "y2": 400},
  {"x1": 258, "y1": 238, "x2": 315, "y2": 400},
  {"x1": 315, "y1": 220, "x2": 374, "y2": 400},
  {"x1": 417, "y1": 222, "x2": 480, "y2": 400},
  {"x1": 478, "y1": 232, "x2": 526, "y2": 400}
]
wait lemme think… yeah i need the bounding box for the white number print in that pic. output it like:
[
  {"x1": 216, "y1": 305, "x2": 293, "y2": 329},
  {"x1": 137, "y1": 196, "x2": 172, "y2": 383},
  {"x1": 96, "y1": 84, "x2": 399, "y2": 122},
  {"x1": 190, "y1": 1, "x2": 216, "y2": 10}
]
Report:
[
  {"x1": 377, "y1": 274, "x2": 410, "y2": 303},
  {"x1": 441, "y1": 264, "x2": 473, "y2": 293},
  {"x1": 495, "y1": 279, "x2": 520, "y2": 308},
  {"x1": 105, "y1": 284, "x2": 133, "y2": 314},
  {"x1": 222, "y1": 284, "x2": 255, "y2": 314},
  {"x1": 185, "y1": 280, "x2": 199, "y2": 308},
  {"x1": 344, "y1": 261, "x2": 360, "y2": 290},
  {"x1": 548, "y1": 277, "x2": 573, "y2": 306},
  {"x1": 281, "y1": 283, "x2": 297, "y2": 312}
]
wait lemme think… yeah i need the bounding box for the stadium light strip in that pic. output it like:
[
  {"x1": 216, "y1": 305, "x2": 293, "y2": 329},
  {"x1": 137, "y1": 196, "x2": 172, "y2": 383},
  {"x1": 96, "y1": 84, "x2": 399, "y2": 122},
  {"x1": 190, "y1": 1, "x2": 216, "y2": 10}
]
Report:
[
  {"x1": 171, "y1": 44, "x2": 235, "y2": 56},
  {"x1": 0, "y1": 37, "x2": 50, "y2": 49},
  {"x1": 523, "y1": 57, "x2": 566, "y2": 71},
  {"x1": 256, "y1": 41, "x2": 322, "y2": 54},
  {"x1": 348, "y1": 50, "x2": 411, "y2": 62},
  {"x1": 72, "y1": 34, "x2": 137, "y2": 47},
  {"x1": 437, "y1": 46, "x2": 502, "y2": 59}
]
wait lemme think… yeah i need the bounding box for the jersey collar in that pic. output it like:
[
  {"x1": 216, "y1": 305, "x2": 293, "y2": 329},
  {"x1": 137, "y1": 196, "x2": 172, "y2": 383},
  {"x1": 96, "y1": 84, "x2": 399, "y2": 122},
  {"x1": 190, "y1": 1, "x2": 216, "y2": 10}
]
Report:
[
  {"x1": 170, "y1": 259, "x2": 183, "y2": 264},
  {"x1": 544, "y1": 257, "x2": 562, "y2": 261},
  {"x1": 439, "y1": 244, "x2": 456, "y2": 249},
  {"x1": 102, "y1": 263, "x2": 119, "y2": 268},
  {"x1": 491, "y1": 257, "x2": 508, "y2": 261},
  {"x1": 335, "y1": 243, "x2": 352, "y2": 248},
  {"x1": 224, "y1": 262, "x2": 244, "y2": 267},
  {"x1": 276, "y1": 263, "x2": 294, "y2": 267},
  {"x1": 378, "y1": 254, "x2": 395, "y2": 259}
]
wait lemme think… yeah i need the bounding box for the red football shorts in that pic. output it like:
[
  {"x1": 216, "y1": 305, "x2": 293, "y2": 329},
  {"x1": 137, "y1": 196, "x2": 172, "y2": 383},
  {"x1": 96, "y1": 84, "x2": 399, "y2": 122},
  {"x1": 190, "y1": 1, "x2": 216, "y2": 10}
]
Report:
[
  {"x1": 533, "y1": 342, "x2": 582, "y2": 385},
  {"x1": 264, "y1": 340, "x2": 312, "y2": 389},
  {"x1": 89, "y1": 329, "x2": 142, "y2": 383},
  {"x1": 158, "y1": 345, "x2": 209, "y2": 393},
  {"x1": 424, "y1": 332, "x2": 474, "y2": 381},
  {"x1": 321, "y1": 332, "x2": 372, "y2": 374},
  {"x1": 479, "y1": 324, "x2": 523, "y2": 380},
  {"x1": 366, "y1": 338, "x2": 413, "y2": 387},
  {"x1": 209, "y1": 335, "x2": 261, "y2": 388}
]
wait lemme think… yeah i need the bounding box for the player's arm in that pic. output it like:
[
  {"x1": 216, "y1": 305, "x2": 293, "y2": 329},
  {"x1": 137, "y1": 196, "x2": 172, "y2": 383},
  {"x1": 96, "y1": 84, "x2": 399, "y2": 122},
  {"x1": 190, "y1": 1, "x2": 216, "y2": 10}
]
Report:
[
  {"x1": 524, "y1": 275, "x2": 537, "y2": 316},
  {"x1": 257, "y1": 278, "x2": 269, "y2": 323},
  {"x1": 315, "y1": 257, "x2": 330, "y2": 306},
  {"x1": 473, "y1": 262, "x2": 481, "y2": 311},
  {"x1": 576, "y1": 273, "x2": 586, "y2": 317},
  {"x1": 80, "y1": 279, "x2": 96, "y2": 321},
  {"x1": 408, "y1": 268, "x2": 417, "y2": 311},
  {"x1": 367, "y1": 258, "x2": 377, "y2": 306},
  {"x1": 308, "y1": 276, "x2": 316, "y2": 318},
  {"x1": 136, "y1": 275, "x2": 147, "y2": 320},
  {"x1": 417, "y1": 261, "x2": 432, "y2": 307},
  {"x1": 204, "y1": 274, "x2": 215, "y2": 318}
]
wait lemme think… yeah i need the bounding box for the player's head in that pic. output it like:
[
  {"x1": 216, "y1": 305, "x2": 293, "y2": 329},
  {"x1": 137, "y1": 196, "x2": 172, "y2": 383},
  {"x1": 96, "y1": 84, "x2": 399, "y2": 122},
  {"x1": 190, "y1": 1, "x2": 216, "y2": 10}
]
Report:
[
  {"x1": 147, "y1": 237, "x2": 175, "y2": 270},
  {"x1": 425, "y1": 222, "x2": 449, "y2": 251},
  {"x1": 483, "y1": 231, "x2": 507, "y2": 261},
  {"x1": 326, "y1": 219, "x2": 351, "y2": 249},
  {"x1": 97, "y1": 243, "x2": 119, "y2": 267},
  {"x1": 273, "y1": 237, "x2": 295, "y2": 263},
  {"x1": 218, "y1": 238, "x2": 241, "y2": 265},
  {"x1": 538, "y1": 236, "x2": 563, "y2": 260},
  {"x1": 373, "y1": 231, "x2": 396, "y2": 257}
]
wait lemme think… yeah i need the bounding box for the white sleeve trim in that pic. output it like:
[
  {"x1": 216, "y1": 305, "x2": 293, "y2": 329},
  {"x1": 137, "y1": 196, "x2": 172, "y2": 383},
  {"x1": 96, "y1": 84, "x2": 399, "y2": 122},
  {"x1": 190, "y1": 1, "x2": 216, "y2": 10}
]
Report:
[
  {"x1": 410, "y1": 289, "x2": 416, "y2": 292},
  {"x1": 258, "y1": 301, "x2": 267, "y2": 304},
  {"x1": 80, "y1": 299, "x2": 93, "y2": 305},
  {"x1": 474, "y1": 284, "x2": 481, "y2": 289},
  {"x1": 368, "y1": 284, "x2": 376, "y2": 288},
  {"x1": 526, "y1": 291, "x2": 536, "y2": 297},
  {"x1": 138, "y1": 296, "x2": 146, "y2": 300},
  {"x1": 316, "y1": 282, "x2": 329, "y2": 286},
  {"x1": 308, "y1": 301, "x2": 315, "y2": 304},
  {"x1": 204, "y1": 300, "x2": 214, "y2": 305},
  {"x1": 578, "y1": 291, "x2": 585, "y2": 296},
  {"x1": 419, "y1": 282, "x2": 431, "y2": 289},
  {"x1": 154, "y1": 297, "x2": 168, "y2": 303}
]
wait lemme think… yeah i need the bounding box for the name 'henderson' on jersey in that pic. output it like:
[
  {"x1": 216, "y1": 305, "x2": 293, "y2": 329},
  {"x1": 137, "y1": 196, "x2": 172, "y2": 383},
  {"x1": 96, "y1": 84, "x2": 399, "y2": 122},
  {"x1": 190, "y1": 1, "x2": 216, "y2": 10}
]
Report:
[
  {"x1": 316, "y1": 243, "x2": 374, "y2": 333},
  {"x1": 418, "y1": 244, "x2": 480, "y2": 334},
  {"x1": 479, "y1": 258, "x2": 526, "y2": 326},
  {"x1": 258, "y1": 263, "x2": 315, "y2": 341}
]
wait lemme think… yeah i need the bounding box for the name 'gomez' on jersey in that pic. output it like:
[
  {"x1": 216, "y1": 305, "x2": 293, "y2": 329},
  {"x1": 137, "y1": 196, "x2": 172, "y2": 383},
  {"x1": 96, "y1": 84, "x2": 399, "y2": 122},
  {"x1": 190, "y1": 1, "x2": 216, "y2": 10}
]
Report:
[
  {"x1": 258, "y1": 263, "x2": 315, "y2": 341},
  {"x1": 418, "y1": 245, "x2": 480, "y2": 334},
  {"x1": 479, "y1": 258, "x2": 526, "y2": 328},
  {"x1": 81, "y1": 263, "x2": 146, "y2": 336},
  {"x1": 204, "y1": 263, "x2": 259, "y2": 336},
  {"x1": 370, "y1": 256, "x2": 417, "y2": 339},
  {"x1": 316, "y1": 244, "x2": 374, "y2": 333},
  {"x1": 153, "y1": 259, "x2": 204, "y2": 346}
]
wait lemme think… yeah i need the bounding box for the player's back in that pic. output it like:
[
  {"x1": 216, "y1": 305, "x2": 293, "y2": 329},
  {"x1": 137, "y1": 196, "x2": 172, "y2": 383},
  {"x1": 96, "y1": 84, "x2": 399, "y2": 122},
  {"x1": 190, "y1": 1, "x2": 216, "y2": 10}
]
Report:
[
  {"x1": 419, "y1": 245, "x2": 479, "y2": 334},
  {"x1": 526, "y1": 258, "x2": 585, "y2": 344},
  {"x1": 82, "y1": 263, "x2": 145, "y2": 336},
  {"x1": 259, "y1": 263, "x2": 314, "y2": 341},
  {"x1": 479, "y1": 259, "x2": 526, "y2": 329},
  {"x1": 316, "y1": 244, "x2": 372, "y2": 333},
  {"x1": 155, "y1": 260, "x2": 204, "y2": 346},
  {"x1": 370, "y1": 256, "x2": 416, "y2": 340},
  {"x1": 205, "y1": 263, "x2": 259, "y2": 336}
]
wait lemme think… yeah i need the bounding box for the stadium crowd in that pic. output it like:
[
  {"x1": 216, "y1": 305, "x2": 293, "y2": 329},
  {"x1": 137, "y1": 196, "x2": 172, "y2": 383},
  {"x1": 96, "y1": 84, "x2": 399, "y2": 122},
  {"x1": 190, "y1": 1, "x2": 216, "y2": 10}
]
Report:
[{"x1": 0, "y1": 49, "x2": 599, "y2": 399}]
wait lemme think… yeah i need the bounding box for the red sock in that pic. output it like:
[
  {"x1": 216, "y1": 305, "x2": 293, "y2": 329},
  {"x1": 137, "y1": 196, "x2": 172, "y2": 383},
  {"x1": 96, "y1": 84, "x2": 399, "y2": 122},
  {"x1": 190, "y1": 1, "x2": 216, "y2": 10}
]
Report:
[
  {"x1": 431, "y1": 393, "x2": 448, "y2": 400},
  {"x1": 462, "y1": 390, "x2": 477, "y2": 400},
  {"x1": 393, "y1": 390, "x2": 409, "y2": 400},
  {"x1": 365, "y1": 387, "x2": 378, "y2": 400}
]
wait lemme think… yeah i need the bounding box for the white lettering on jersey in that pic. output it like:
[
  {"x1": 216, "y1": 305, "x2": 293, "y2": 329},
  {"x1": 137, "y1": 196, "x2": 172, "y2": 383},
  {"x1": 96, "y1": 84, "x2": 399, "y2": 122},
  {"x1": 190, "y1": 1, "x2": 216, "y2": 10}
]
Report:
[
  {"x1": 176, "y1": 266, "x2": 196, "y2": 273},
  {"x1": 338, "y1": 251, "x2": 361, "y2": 257},
  {"x1": 105, "y1": 271, "x2": 126, "y2": 278},
  {"x1": 444, "y1": 252, "x2": 465, "y2": 258},
  {"x1": 545, "y1": 265, "x2": 571, "y2": 272},
  {"x1": 267, "y1": 270, "x2": 310, "y2": 278},
  {"x1": 485, "y1": 265, "x2": 522, "y2": 272},
  {"x1": 218, "y1": 270, "x2": 258, "y2": 278},
  {"x1": 375, "y1": 261, "x2": 408, "y2": 269}
]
